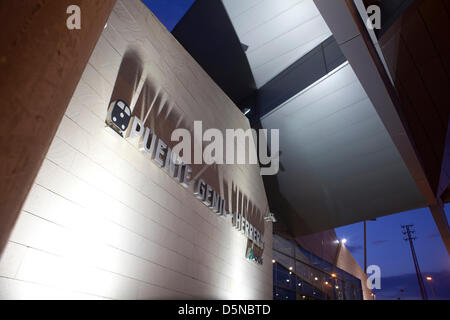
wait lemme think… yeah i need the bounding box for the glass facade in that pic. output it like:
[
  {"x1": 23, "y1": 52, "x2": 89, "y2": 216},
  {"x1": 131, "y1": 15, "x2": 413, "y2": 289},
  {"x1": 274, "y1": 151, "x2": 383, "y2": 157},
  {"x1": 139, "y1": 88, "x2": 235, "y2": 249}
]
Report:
[{"x1": 273, "y1": 235, "x2": 363, "y2": 300}]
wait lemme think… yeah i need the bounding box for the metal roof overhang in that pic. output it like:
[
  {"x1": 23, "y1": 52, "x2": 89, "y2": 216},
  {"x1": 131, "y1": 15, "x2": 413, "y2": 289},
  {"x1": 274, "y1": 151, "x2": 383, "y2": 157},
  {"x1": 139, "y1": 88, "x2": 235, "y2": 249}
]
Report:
[{"x1": 172, "y1": 0, "x2": 450, "y2": 253}]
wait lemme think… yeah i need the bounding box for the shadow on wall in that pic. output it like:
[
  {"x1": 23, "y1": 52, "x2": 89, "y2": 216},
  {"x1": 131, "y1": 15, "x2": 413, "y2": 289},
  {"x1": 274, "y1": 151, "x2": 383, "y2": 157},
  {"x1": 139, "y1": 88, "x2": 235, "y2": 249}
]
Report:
[
  {"x1": 106, "y1": 49, "x2": 265, "y2": 236},
  {"x1": 108, "y1": 49, "x2": 217, "y2": 190}
]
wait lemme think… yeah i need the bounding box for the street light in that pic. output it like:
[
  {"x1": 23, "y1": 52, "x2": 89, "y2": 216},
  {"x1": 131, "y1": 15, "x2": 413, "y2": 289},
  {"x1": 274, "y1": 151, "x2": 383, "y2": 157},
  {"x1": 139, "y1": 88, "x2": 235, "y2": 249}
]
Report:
[
  {"x1": 426, "y1": 276, "x2": 437, "y2": 300},
  {"x1": 341, "y1": 238, "x2": 347, "y2": 244}
]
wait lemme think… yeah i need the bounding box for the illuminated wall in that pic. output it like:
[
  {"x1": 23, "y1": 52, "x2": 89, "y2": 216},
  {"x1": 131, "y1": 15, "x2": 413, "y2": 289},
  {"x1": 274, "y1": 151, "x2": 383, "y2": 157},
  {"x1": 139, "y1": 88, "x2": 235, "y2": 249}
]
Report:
[{"x1": 0, "y1": 0, "x2": 272, "y2": 299}]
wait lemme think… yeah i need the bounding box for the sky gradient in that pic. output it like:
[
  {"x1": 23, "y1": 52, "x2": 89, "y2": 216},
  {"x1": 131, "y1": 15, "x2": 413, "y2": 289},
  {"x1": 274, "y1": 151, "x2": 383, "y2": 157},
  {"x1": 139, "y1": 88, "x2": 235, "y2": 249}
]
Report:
[{"x1": 335, "y1": 205, "x2": 450, "y2": 300}]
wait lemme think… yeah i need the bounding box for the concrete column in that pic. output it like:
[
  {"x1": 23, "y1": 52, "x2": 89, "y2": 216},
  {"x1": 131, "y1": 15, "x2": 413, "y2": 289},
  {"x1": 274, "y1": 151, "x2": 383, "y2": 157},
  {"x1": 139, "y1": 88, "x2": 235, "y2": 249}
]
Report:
[{"x1": 0, "y1": 0, "x2": 116, "y2": 256}]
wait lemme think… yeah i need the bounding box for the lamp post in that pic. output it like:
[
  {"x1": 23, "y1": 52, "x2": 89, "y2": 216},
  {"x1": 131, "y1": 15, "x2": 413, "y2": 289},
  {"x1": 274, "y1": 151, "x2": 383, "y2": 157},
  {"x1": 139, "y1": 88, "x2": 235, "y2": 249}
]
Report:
[
  {"x1": 364, "y1": 219, "x2": 377, "y2": 300},
  {"x1": 426, "y1": 276, "x2": 437, "y2": 300}
]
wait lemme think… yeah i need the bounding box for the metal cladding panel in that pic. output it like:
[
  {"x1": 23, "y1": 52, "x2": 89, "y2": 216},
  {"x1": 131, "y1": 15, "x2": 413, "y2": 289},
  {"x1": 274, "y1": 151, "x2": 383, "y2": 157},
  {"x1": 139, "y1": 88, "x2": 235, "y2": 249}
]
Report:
[{"x1": 172, "y1": 0, "x2": 257, "y2": 109}]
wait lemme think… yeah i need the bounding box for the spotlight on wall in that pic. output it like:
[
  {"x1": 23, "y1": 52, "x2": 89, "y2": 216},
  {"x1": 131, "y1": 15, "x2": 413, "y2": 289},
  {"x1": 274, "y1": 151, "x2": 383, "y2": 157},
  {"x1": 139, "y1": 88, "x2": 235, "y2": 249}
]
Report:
[{"x1": 264, "y1": 212, "x2": 277, "y2": 223}]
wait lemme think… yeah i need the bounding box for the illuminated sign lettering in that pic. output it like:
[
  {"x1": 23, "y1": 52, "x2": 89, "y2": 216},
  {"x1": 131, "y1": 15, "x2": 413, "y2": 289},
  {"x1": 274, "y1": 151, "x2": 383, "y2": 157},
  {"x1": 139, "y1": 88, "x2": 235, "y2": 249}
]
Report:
[{"x1": 106, "y1": 101, "x2": 265, "y2": 261}]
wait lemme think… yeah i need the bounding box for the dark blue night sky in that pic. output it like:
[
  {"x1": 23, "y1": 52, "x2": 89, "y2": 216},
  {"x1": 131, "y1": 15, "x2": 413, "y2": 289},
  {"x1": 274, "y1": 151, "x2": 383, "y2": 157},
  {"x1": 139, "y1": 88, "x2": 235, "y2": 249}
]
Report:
[
  {"x1": 142, "y1": 0, "x2": 195, "y2": 31},
  {"x1": 142, "y1": 0, "x2": 450, "y2": 300}
]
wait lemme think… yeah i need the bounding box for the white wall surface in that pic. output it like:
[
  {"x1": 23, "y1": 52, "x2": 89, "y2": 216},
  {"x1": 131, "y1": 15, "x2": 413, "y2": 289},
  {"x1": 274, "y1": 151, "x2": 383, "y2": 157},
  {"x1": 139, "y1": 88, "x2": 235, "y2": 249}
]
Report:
[{"x1": 0, "y1": 0, "x2": 272, "y2": 300}]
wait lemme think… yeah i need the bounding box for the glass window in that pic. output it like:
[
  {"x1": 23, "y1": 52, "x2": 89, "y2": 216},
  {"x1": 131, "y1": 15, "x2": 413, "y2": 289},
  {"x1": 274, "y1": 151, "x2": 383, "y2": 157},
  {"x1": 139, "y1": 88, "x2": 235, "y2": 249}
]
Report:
[
  {"x1": 273, "y1": 251, "x2": 294, "y2": 271},
  {"x1": 276, "y1": 265, "x2": 295, "y2": 290},
  {"x1": 344, "y1": 282, "x2": 357, "y2": 300},
  {"x1": 273, "y1": 236, "x2": 363, "y2": 300},
  {"x1": 334, "y1": 279, "x2": 345, "y2": 300},
  {"x1": 300, "y1": 280, "x2": 314, "y2": 296}
]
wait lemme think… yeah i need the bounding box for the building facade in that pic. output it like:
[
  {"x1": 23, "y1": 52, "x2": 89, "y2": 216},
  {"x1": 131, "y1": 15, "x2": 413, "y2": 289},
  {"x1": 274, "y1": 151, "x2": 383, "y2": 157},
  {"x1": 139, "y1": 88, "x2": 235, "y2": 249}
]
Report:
[{"x1": 0, "y1": 0, "x2": 272, "y2": 299}]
